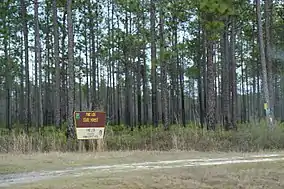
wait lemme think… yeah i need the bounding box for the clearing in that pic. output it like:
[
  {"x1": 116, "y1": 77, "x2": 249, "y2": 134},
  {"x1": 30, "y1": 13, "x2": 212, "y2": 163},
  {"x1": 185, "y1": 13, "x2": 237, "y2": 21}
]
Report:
[{"x1": 1, "y1": 151, "x2": 284, "y2": 188}]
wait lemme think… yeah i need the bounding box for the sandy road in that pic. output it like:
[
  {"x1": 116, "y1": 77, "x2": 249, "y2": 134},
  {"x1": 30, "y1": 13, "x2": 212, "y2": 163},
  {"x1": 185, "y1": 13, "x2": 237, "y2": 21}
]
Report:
[{"x1": 1, "y1": 153, "x2": 284, "y2": 188}]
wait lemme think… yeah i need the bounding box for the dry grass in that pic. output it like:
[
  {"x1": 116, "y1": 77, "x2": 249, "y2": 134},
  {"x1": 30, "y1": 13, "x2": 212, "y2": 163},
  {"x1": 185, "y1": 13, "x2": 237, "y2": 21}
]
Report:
[
  {"x1": 2, "y1": 122, "x2": 284, "y2": 188},
  {"x1": 8, "y1": 160, "x2": 284, "y2": 189},
  {"x1": 2, "y1": 121, "x2": 284, "y2": 153},
  {"x1": 1, "y1": 150, "x2": 266, "y2": 174}
]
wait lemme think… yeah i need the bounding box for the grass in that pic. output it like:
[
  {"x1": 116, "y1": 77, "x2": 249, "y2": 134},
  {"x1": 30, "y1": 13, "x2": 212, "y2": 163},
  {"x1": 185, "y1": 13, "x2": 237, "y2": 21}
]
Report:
[
  {"x1": 2, "y1": 150, "x2": 279, "y2": 174},
  {"x1": 2, "y1": 121, "x2": 284, "y2": 188},
  {"x1": 1, "y1": 121, "x2": 284, "y2": 153},
  {"x1": 7, "y1": 160, "x2": 284, "y2": 189}
]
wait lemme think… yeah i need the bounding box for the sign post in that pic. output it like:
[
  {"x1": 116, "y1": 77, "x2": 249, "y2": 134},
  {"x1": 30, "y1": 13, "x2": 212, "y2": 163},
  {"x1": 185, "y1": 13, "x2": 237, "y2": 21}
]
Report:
[{"x1": 74, "y1": 111, "x2": 106, "y2": 140}]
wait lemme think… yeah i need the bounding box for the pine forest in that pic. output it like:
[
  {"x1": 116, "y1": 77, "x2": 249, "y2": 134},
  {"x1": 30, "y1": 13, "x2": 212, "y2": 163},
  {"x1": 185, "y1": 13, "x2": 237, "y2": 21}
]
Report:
[{"x1": 1, "y1": 0, "x2": 284, "y2": 152}]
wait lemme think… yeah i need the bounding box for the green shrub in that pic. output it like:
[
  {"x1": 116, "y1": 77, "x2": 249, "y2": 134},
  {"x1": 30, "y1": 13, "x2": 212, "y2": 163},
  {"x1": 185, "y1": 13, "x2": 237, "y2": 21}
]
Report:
[{"x1": 1, "y1": 121, "x2": 284, "y2": 153}]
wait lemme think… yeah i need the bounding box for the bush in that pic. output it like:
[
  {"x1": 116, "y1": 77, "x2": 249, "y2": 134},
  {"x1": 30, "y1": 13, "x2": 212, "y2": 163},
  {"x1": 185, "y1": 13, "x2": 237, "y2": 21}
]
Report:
[{"x1": 1, "y1": 121, "x2": 284, "y2": 153}]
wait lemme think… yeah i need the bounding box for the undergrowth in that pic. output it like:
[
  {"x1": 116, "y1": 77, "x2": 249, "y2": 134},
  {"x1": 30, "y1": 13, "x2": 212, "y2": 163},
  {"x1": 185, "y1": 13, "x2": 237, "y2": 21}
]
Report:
[{"x1": 1, "y1": 121, "x2": 284, "y2": 153}]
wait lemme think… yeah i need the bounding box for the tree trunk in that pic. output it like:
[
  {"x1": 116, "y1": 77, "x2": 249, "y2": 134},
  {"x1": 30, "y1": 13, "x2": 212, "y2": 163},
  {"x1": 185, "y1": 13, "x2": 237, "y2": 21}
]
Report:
[
  {"x1": 197, "y1": 15, "x2": 205, "y2": 128},
  {"x1": 34, "y1": 0, "x2": 43, "y2": 127},
  {"x1": 264, "y1": 0, "x2": 274, "y2": 118},
  {"x1": 67, "y1": 0, "x2": 75, "y2": 143},
  {"x1": 124, "y1": 11, "x2": 131, "y2": 128},
  {"x1": 159, "y1": 4, "x2": 169, "y2": 130},
  {"x1": 137, "y1": 8, "x2": 142, "y2": 129},
  {"x1": 206, "y1": 33, "x2": 216, "y2": 130},
  {"x1": 61, "y1": 7, "x2": 67, "y2": 124},
  {"x1": 256, "y1": 0, "x2": 274, "y2": 127},
  {"x1": 230, "y1": 17, "x2": 237, "y2": 129},
  {"x1": 150, "y1": 0, "x2": 158, "y2": 127},
  {"x1": 221, "y1": 20, "x2": 231, "y2": 130},
  {"x1": 53, "y1": 0, "x2": 61, "y2": 128},
  {"x1": 3, "y1": 7, "x2": 11, "y2": 131},
  {"x1": 21, "y1": 0, "x2": 31, "y2": 132},
  {"x1": 142, "y1": 0, "x2": 148, "y2": 125}
]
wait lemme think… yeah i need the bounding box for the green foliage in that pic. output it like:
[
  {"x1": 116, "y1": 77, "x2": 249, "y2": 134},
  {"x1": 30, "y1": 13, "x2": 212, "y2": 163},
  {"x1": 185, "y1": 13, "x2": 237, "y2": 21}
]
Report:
[
  {"x1": 2, "y1": 122, "x2": 284, "y2": 153},
  {"x1": 199, "y1": 0, "x2": 233, "y2": 16},
  {"x1": 0, "y1": 56, "x2": 20, "y2": 86},
  {"x1": 198, "y1": 0, "x2": 236, "y2": 41},
  {"x1": 186, "y1": 65, "x2": 200, "y2": 79},
  {"x1": 205, "y1": 20, "x2": 224, "y2": 40},
  {"x1": 56, "y1": 0, "x2": 86, "y2": 9},
  {"x1": 55, "y1": 0, "x2": 66, "y2": 8},
  {"x1": 164, "y1": 50, "x2": 173, "y2": 60},
  {"x1": 119, "y1": 33, "x2": 145, "y2": 59},
  {"x1": 115, "y1": 0, "x2": 142, "y2": 13},
  {"x1": 166, "y1": 0, "x2": 193, "y2": 23}
]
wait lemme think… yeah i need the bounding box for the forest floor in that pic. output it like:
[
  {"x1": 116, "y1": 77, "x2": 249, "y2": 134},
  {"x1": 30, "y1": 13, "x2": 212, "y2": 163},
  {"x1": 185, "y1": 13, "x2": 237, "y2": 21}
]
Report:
[{"x1": 1, "y1": 151, "x2": 284, "y2": 188}]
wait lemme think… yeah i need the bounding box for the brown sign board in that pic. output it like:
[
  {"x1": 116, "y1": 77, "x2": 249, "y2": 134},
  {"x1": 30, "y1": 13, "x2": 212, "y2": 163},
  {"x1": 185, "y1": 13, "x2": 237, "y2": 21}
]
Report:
[
  {"x1": 74, "y1": 111, "x2": 106, "y2": 128},
  {"x1": 74, "y1": 111, "x2": 106, "y2": 140}
]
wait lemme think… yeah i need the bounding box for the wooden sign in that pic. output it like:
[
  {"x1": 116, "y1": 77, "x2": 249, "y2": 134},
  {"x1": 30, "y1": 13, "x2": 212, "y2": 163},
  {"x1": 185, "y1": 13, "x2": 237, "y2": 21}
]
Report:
[{"x1": 74, "y1": 111, "x2": 106, "y2": 140}]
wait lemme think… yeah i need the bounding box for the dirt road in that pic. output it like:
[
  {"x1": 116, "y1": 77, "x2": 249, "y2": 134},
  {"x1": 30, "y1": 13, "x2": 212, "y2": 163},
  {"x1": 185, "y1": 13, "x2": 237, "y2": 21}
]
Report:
[{"x1": 1, "y1": 153, "x2": 284, "y2": 188}]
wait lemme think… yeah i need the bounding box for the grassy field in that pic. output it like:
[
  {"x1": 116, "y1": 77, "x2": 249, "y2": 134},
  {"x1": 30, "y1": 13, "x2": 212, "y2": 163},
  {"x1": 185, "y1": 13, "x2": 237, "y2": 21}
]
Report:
[
  {"x1": 6, "y1": 158, "x2": 284, "y2": 189},
  {"x1": 1, "y1": 150, "x2": 272, "y2": 174},
  {"x1": 2, "y1": 122, "x2": 284, "y2": 188}
]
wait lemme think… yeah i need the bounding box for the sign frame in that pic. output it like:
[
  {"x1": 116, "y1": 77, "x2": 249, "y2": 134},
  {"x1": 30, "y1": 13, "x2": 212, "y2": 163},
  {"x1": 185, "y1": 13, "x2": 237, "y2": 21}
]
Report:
[{"x1": 73, "y1": 111, "x2": 106, "y2": 140}]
